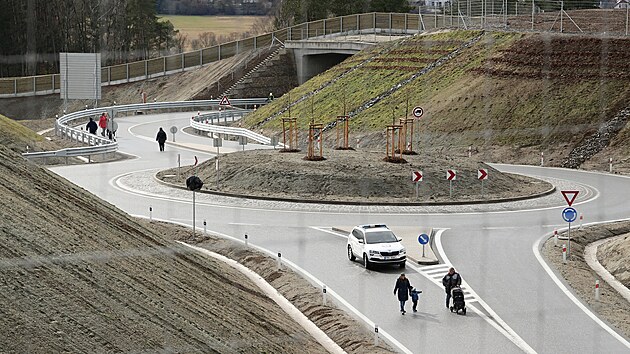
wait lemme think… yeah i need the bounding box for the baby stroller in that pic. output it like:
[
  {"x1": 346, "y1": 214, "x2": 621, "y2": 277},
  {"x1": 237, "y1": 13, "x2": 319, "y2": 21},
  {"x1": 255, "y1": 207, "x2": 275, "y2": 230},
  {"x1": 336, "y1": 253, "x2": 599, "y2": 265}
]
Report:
[{"x1": 449, "y1": 286, "x2": 466, "y2": 315}]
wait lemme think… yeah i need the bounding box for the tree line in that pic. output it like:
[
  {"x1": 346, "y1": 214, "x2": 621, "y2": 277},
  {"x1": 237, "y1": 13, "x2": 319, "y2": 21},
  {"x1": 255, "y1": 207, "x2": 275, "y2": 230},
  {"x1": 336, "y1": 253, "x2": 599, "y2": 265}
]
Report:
[{"x1": 0, "y1": 0, "x2": 177, "y2": 77}]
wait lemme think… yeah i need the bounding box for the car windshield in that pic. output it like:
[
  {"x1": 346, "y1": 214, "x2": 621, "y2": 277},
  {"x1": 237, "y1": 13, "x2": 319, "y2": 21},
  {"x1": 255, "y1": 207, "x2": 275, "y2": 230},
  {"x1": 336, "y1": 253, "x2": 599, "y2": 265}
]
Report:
[{"x1": 365, "y1": 230, "x2": 398, "y2": 244}]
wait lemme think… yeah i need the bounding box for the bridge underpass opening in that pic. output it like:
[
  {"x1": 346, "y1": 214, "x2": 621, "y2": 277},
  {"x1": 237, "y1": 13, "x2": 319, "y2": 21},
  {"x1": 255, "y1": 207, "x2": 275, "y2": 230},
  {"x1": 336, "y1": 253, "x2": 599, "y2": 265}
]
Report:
[{"x1": 297, "y1": 53, "x2": 352, "y2": 85}]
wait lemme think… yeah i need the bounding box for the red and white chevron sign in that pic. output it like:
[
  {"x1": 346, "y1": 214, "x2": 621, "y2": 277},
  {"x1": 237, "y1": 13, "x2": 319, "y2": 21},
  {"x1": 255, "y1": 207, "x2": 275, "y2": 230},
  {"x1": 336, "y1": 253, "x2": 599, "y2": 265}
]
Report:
[
  {"x1": 446, "y1": 169, "x2": 457, "y2": 181},
  {"x1": 478, "y1": 169, "x2": 488, "y2": 180},
  {"x1": 412, "y1": 171, "x2": 423, "y2": 182}
]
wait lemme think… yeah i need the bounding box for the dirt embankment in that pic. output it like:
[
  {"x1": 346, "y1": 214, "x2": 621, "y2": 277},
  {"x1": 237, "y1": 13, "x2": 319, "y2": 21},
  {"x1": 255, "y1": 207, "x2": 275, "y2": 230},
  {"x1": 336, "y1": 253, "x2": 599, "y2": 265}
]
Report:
[{"x1": 0, "y1": 145, "x2": 394, "y2": 353}]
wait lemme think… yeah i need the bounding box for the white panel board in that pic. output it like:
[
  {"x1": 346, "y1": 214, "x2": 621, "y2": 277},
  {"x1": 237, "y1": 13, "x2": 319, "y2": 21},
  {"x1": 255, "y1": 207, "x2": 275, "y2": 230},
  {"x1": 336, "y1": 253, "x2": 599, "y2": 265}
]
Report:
[{"x1": 59, "y1": 53, "x2": 101, "y2": 100}]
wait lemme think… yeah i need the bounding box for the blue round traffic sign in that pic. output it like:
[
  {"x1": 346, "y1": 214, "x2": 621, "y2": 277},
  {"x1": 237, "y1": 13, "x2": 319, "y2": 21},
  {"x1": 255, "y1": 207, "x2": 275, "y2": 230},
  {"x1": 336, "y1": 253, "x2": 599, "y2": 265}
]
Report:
[
  {"x1": 418, "y1": 233, "x2": 429, "y2": 245},
  {"x1": 562, "y1": 207, "x2": 577, "y2": 223}
]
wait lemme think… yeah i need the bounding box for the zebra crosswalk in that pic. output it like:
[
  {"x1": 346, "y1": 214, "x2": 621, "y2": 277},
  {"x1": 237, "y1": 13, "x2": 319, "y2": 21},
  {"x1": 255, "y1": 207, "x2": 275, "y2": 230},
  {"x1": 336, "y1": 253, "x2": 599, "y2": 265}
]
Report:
[{"x1": 416, "y1": 263, "x2": 478, "y2": 305}]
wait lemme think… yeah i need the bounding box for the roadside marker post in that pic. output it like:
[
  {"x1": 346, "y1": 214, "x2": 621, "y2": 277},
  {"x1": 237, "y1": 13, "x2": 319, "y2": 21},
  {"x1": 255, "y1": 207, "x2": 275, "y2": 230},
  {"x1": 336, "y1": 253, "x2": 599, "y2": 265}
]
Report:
[
  {"x1": 610, "y1": 157, "x2": 613, "y2": 173},
  {"x1": 595, "y1": 280, "x2": 600, "y2": 301},
  {"x1": 562, "y1": 244, "x2": 567, "y2": 263},
  {"x1": 277, "y1": 252, "x2": 282, "y2": 270},
  {"x1": 177, "y1": 153, "x2": 181, "y2": 179},
  {"x1": 468, "y1": 145, "x2": 472, "y2": 158},
  {"x1": 554, "y1": 229, "x2": 558, "y2": 246},
  {"x1": 322, "y1": 285, "x2": 327, "y2": 305},
  {"x1": 579, "y1": 214, "x2": 583, "y2": 229},
  {"x1": 374, "y1": 325, "x2": 379, "y2": 346},
  {"x1": 244, "y1": 233, "x2": 249, "y2": 247},
  {"x1": 540, "y1": 151, "x2": 544, "y2": 167},
  {"x1": 203, "y1": 219, "x2": 207, "y2": 234},
  {"x1": 149, "y1": 205, "x2": 153, "y2": 221}
]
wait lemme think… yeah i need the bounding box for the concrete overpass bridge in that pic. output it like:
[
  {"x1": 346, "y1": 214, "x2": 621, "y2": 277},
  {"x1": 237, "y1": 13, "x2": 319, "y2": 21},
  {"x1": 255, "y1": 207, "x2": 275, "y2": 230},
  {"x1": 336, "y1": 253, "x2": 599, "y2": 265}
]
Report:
[{"x1": 285, "y1": 34, "x2": 406, "y2": 84}]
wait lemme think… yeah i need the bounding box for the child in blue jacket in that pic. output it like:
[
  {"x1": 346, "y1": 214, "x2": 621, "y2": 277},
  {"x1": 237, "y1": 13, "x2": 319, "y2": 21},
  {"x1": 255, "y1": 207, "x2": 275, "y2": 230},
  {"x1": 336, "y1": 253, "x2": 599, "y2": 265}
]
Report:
[{"x1": 411, "y1": 288, "x2": 422, "y2": 312}]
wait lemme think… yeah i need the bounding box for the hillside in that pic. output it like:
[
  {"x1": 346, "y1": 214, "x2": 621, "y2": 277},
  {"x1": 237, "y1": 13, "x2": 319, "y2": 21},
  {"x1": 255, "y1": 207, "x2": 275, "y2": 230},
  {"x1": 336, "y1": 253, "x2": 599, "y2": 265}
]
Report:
[{"x1": 244, "y1": 30, "x2": 630, "y2": 171}]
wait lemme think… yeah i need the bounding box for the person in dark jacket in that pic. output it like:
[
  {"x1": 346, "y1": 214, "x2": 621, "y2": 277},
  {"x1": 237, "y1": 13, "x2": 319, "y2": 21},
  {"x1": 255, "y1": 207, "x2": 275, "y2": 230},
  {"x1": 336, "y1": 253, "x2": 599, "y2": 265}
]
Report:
[
  {"x1": 442, "y1": 267, "x2": 462, "y2": 308},
  {"x1": 394, "y1": 273, "x2": 413, "y2": 315},
  {"x1": 156, "y1": 127, "x2": 167, "y2": 151},
  {"x1": 86, "y1": 117, "x2": 98, "y2": 135}
]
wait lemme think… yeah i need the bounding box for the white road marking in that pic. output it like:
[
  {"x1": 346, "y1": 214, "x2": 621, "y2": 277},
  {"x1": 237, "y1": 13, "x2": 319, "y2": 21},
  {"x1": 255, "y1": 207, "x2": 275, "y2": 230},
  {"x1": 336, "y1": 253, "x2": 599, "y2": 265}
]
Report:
[
  {"x1": 434, "y1": 229, "x2": 537, "y2": 354},
  {"x1": 533, "y1": 226, "x2": 630, "y2": 349},
  {"x1": 229, "y1": 222, "x2": 261, "y2": 226},
  {"x1": 310, "y1": 227, "x2": 347, "y2": 239}
]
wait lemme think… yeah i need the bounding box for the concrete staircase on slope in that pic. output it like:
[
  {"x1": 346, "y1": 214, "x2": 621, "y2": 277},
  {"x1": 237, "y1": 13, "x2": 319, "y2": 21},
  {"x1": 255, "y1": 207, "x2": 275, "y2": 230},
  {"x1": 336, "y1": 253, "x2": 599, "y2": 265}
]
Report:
[{"x1": 221, "y1": 46, "x2": 296, "y2": 99}]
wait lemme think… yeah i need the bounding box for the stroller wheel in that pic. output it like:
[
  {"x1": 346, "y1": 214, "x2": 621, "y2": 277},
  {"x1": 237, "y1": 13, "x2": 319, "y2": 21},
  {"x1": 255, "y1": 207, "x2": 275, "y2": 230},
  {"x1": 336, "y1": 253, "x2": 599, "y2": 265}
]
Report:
[
  {"x1": 450, "y1": 306, "x2": 453, "y2": 312},
  {"x1": 463, "y1": 308, "x2": 467, "y2": 315}
]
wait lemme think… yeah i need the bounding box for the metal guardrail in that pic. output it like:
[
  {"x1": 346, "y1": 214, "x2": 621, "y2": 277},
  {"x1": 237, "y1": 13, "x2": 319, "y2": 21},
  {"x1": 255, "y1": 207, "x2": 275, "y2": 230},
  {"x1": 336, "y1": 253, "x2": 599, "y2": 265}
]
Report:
[
  {"x1": 191, "y1": 109, "x2": 272, "y2": 145},
  {"x1": 23, "y1": 98, "x2": 269, "y2": 161}
]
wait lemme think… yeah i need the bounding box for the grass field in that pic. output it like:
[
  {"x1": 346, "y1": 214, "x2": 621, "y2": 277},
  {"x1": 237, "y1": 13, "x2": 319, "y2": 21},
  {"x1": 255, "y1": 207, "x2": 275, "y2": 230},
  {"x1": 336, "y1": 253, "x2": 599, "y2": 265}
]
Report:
[{"x1": 159, "y1": 15, "x2": 264, "y2": 40}]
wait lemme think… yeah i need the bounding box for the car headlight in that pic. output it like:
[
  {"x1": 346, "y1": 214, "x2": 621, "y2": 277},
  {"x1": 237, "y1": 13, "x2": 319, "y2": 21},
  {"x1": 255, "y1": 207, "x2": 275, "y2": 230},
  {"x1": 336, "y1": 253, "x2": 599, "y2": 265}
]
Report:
[
  {"x1": 369, "y1": 250, "x2": 380, "y2": 256},
  {"x1": 400, "y1": 248, "x2": 406, "y2": 255}
]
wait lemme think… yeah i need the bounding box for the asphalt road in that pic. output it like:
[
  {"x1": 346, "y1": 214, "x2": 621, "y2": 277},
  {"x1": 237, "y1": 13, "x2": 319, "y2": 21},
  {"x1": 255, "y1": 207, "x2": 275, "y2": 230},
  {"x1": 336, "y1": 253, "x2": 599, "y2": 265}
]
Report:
[{"x1": 51, "y1": 112, "x2": 630, "y2": 353}]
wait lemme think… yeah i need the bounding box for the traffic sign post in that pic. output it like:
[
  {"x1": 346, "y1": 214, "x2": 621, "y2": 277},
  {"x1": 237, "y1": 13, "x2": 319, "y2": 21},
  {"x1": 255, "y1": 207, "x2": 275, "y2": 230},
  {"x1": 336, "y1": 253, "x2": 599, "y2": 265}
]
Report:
[
  {"x1": 562, "y1": 207, "x2": 577, "y2": 259},
  {"x1": 478, "y1": 169, "x2": 488, "y2": 198},
  {"x1": 418, "y1": 233, "x2": 429, "y2": 258},
  {"x1": 447, "y1": 169, "x2": 456, "y2": 198},
  {"x1": 412, "y1": 171, "x2": 423, "y2": 199},
  {"x1": 412, "y1": 106, "x2": 424, "y2": 118},
  {"x1": 170, "y1": 126, "x2": 178, "y2": 142}
]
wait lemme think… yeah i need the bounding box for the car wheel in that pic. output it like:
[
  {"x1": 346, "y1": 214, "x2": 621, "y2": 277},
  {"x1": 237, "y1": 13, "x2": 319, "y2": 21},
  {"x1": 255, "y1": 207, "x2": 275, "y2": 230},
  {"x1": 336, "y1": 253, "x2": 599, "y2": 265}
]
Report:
[
  {"x1": 363, "y1": 254, "x2": 371, "y2": 270},
  {"x1": 347, "y1": 246, "x2": 356, "y2": 261},
  {"x1": 399, "y1": 261, "x2": 406, "y2": 268}
]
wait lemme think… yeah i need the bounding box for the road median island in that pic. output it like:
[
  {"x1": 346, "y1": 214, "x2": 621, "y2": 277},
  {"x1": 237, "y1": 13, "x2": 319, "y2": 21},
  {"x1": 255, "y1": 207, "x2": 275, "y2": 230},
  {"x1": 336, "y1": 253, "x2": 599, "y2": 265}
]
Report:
[
  {"x1": 155, "y1": 149, "x2": 555, "y2": 206},
  {"x1": 542, "y1": 220, "x2": 630, "y2": 340}
]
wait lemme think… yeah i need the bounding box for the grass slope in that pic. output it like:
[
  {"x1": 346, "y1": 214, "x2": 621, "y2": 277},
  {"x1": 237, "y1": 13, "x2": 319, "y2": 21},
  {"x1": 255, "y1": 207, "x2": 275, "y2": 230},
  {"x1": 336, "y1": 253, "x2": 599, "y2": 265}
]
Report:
[{"x1": 245, "y1": 30, "x2": 630, "y2": 153}]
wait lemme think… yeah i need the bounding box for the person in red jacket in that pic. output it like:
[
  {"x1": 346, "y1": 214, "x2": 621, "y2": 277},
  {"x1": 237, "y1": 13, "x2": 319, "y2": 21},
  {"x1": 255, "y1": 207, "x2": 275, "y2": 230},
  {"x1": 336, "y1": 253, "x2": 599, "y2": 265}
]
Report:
[{"x1": 98, "y1": 113, "x2": 108, "y2": 137}]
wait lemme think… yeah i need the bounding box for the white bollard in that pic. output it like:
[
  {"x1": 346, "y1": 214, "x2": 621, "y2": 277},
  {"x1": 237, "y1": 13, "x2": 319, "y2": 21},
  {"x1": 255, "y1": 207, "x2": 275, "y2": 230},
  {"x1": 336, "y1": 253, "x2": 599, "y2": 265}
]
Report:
[
  {"x1": 374, "y1": 325, "x2": 379, "y2": 346},
  {"x1": 468, "y1": 145, "x2": 472, "y2": 158},
  {"x1": 554, "y1": 229, "x2": 558, "y2": 246},
  {"x1": 562, "y1": 244, "x2": 567, "y2": 264},
  {"x1": 322, "y1": 285, "x2": 327, "y2": 305},
  {"x1": 277, "y1": 252, "x2": 282, "y2": 270},
  {"x1": 579, "y1": 215, "x2": 583, "y2": 229},
  {"x1": 609, "y1": 157, "x2": 613, "y2": 173},
  {"x1": 203, "y1": 219, "x2": 207, "y2": 234},
  {"x1": 595, "y1": 279, "x2": 600, "y2": 301},
  {"x1": 540, "y1": 151, "x2": 544, "y2": 167},
  {"x1": 244, "y1": 233, "x2": 248, "y2": 247},
  {"x1": 356, "y1": 138, "x2": 361, "y2": 149},
  {"x1": 149, "y1": 206, "x2": 152, "y2": 221}
]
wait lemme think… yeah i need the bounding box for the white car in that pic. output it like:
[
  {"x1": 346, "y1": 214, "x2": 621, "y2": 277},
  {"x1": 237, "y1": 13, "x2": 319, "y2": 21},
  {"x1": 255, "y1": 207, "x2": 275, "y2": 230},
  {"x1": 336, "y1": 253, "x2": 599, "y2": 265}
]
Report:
[{"x1": 347, "y1": 224, "x2": 406, "y2": 269}]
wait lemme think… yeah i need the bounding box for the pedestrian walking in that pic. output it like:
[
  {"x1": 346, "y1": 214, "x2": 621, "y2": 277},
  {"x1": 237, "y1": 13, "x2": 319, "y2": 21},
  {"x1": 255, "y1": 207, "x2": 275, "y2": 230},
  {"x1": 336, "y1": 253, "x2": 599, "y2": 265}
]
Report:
[
  {"x1": 410, "y1": 288, "x2": 422, "y2": 312},
  {"x1": 393, "y1": 273, "x2": 412, "y2": 315},
  {"x1": 156, "y1": 127, "x2": 167, "y2": 151},
  {"x1": 106, "y1": 117, "x2": 118, "y2": 141},
  {"x1": 98, "y1": 112, "x2": 108, "y2": 137},
  {"x1": 442, "y1": 267, "x2": 462, "y2": 308},
  {"x1": 86, "y1": 117, "x2": 98, "y2": 135}
]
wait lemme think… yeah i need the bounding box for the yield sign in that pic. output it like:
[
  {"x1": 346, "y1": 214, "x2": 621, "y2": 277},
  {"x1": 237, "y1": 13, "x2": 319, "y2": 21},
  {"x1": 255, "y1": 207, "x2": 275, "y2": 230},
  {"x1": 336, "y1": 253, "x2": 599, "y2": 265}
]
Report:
[
  {"x1": 412, "y1": 171, "x2": 423, "y2": 182},
  {"x1": 561, "y1": 190, "x2": 579, "y2": 207},
  {"x1": 478, "y1": 169, "x2": 488, "y2": 180},
  {"x1": 446, "y1": 169, "x2": 457, "y2": 181},
  {"x1": 219, "y1": 95, "x2": 231, "y2": 106}
]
